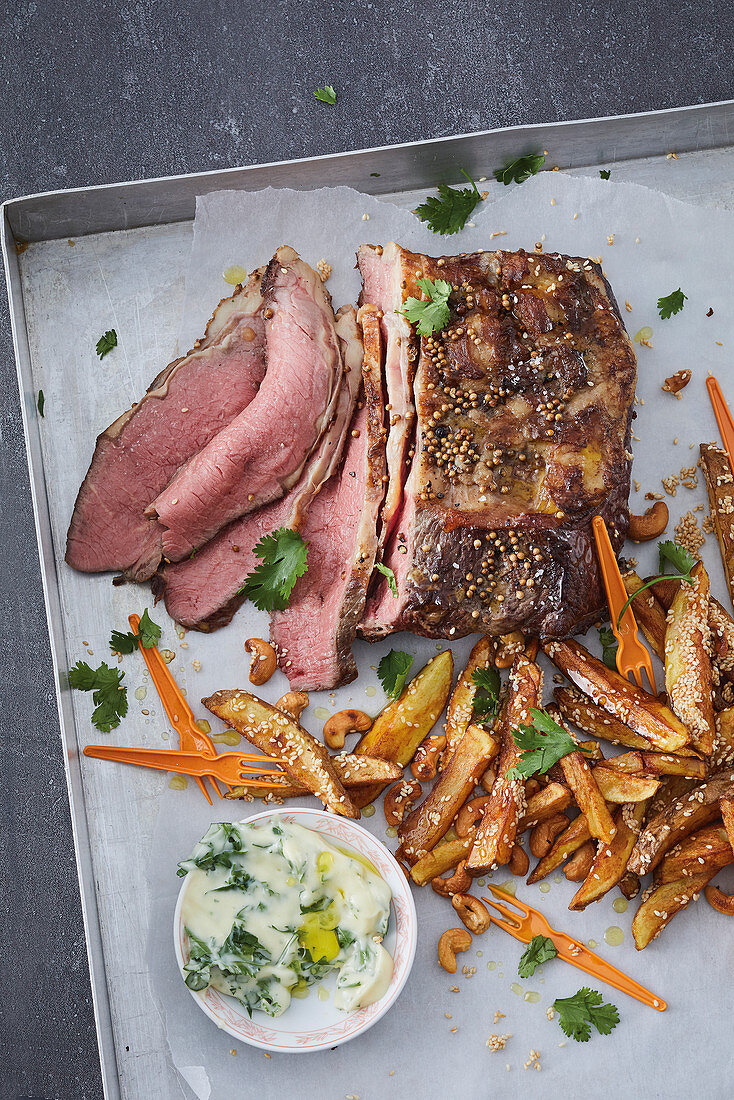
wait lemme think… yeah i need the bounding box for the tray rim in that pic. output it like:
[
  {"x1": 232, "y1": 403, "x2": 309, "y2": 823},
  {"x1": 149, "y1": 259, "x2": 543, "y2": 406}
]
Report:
[{"x1": 4, "y1": 99, "x2": 734, "y2": 1099}]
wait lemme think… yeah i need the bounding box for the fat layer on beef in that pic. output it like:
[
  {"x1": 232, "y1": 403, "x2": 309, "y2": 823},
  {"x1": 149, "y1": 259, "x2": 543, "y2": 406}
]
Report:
[{"x1": 360, "y1": 244, "x2": 636, "y2": 640}]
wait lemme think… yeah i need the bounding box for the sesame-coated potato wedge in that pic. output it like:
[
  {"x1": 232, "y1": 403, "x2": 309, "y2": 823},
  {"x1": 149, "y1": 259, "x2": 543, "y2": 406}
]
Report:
[
  {"x1": 714, "y1": 708, "x2": 734, "y2": 767},
  {"x1": 398, "y1": 723, "x2": 498, "y2": 864},
  {"x1": 569, "y1": 801, "x2": 649, "y2": 910},
  {"x1": 517, "y1": 782, "x2": 572, "y2": 832},
  {"x1": 466, "y1": 655, "x2": 542, "y2": 874},
  {"x1": 554, "y1": 685, "x2": 660, "y2": 752},
  {"x1": 720, "y1": 797, "x2": 734, "y2": 854},
  {"x1": 543, "y1": 639, "x2": 691, "y2": 753},
  {"x1": 204, "y1": 689, "x2": 357, "y2": 817},
  {"x1": 546, "y1": 703, "x2": 616, "y2": 844},
  {"x1": 628, "y1": 769, "x2": 734, "y2": 875},
  {"x1": 622, "y1": 571, "x2": 667, "y2": 660},
  {"x1": 632, "y1": 874, "x2": 712, "y2": 950},
  {"x1": 410, "y1": 832, "x2": 476, "y2": 886},
  {"x1": 224, "y1": 753, "x2": 403, "y2": 799},
  {"x1": 657, "y1": 824, "x2": 733, "y2": 883},
  {"x1": 442, "y1": 636, "x2": 497, "y2": 760},
  {"x1": 664, "y1": 561, "x2": 715, "y2": 755},
  {"x1": 592, "y1": 766, "x2": 660, "y2": 803},
  {"x1": 700, "y1": 441, "x2": 734, "y2": 610},
  {"x1": 526, "y1": 814, "x2": 592, "y2": 884},
  {"x1": 599, "y1": 750, "x2": 706, "y2": 780}
]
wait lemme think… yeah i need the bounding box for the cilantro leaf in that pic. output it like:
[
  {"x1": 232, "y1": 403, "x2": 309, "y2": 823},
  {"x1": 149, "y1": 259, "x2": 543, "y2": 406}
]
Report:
[
  {"x1": 96, "y1": 329, "x2": 117, "y2": 358},
  {"x1": 238, "y1": 527, "x2": 308, "y2": 611},
  {"x1": 598, "y1": 626, "x2": 618, "y2": 670},
  {"x1": 494, "y1": 153, "x2": 545, "y2": 186},
  {"x1": 599, "y1": 169, "x2": 611, "y2": 180},
  {"x1": 374, "y1": 562, "x2": 398, "y2": 597},
  {"x1": 616, "y1": 539, "x2": 696, "y2": 626},
  {"x1": 657, "y1": 289, "x2": 687, "y2": 319},
  {"x1": 377, "y1": 650, "x2": 413, "y2": 699},
  {"x1": 518, "y1": 935, "x2": 557, "y2": 978},
  {"x1": 110, "y1": 629, "x2": 138, "y2": 654},
  {"x1": 400, "y1": 277, "x2": 452, "y2": 337},
  {"x1": 415, "y1": 169, "x2": 482, "y2": 235},
  {"x1": 314, "y1": 85, "x2": 336, "y2": 105},
  {"x1": 37, "y1": 389, "x2": 45, "y2": 417},
  {"x1": 137, "y1": 608, "x2": 162, "y2": 648},
  {"x1": 553, "y1": 988, "x2": 619, "y2": 1043},
  {"x1": 471, "y1": 667, "x2": 501, "y2": 724},
  {"x1": 69, "y1": 660, "x2": 128, "y2": 733},
  {"x1": 506, "y1": 708, "x2": 586, "y2": 781}
]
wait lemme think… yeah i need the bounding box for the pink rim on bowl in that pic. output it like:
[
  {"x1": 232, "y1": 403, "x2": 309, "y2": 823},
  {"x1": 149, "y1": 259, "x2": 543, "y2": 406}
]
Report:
[{"x1": 173, "y1": 806, "x2": 418, "y2": 1053}]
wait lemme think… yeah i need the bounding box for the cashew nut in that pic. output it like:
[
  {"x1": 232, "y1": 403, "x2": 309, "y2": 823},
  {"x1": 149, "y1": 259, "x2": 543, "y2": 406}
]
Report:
[
  {"x1": 563, "y1": 839, "x2": 596, "y2": 881},
  {"x1": 276, "y1": 691, "x2": 309, "y2": 721},
  {"x1": 451, "y1": 892, "x2": 492, "y2": 934},
  {"x1": 705, "y1": 884, "x2": 734, "y2": 915},
  {"x1": 495, "y1": 630, "x2": 526, "y2": 669},
  {"x1": 508, "y1": 842, "x2": 530, "y2": 877},
  {"x1": 245, "y1": 638, "x2": 277, "y2": 686},
  {"x1": 411, "y1": 735, "x2": 446, "y2": 781},
  {"x1": 323, "y1": 708, "x2": 372, "y2": 750},
  {"x1": 628, "y1": 501, "x2": 669, "y2": 543},
  {"x1": 455, "y1": 794, "x2": 492, "y2": 837},
  {"x1": 529, "y1": 813, "x2": 569, "y2": 859},
  {"x1": 384, "y1": 779, "x2": 422, "y2": 826},
  {"x1": 431, "y1": 860, "x2": 472, "y2": 898},
  {"x1": 438, "y1": 928, "x2": 472, "y2": 973}
]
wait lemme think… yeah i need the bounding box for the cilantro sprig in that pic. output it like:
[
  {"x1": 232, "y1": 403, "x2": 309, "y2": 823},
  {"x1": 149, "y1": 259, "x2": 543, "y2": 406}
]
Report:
[
  {"x1": 518, "y1": 935, "x2": 557, "y2": 978},
  {"x1": 110, "y1": 609, "x2": 162, "y2": 654},
  {"x1": 374, "y1": 562, "x2": 398, "y2": 597},
  {"x1": 494, "y1": 153, "x2": 545, "y2": 186},
  {"x1": 96, "y1": 329, "x2": 117, "y2": 358},
  {"x1": 400, "y1": 277, "x2": 452, "y2": 337},
  {"x1": 314, "y1": 85, "x2": 336, "y2": 105},
  {"x1": 238, "y1": 527, "x2": 308, "y2": 611},
  {"x1": 657, "y1": 288, "x2": 687, "y2": 319},
  {"x1": 598, "y1": 625, "x2": 618, "y2": 670},
  {"x1": 415, "y1": 169, "x2": 483, "y2": 235},
  {"x1": 616, "y1": 539, "x2": 696, "y2": 626},
  {"x1": 599, "y1": 169, "x2": 611, "y2": 180},
  {"x1": 553, "y1": 988, "x2": 619, "y2": 1043},
  {"x1": 471, "y1": 667, "x2": 501, "y2": 725},
  {"x1": 506, "y1": 708, "x2": 587, "y2": 781},
  {"x1": 68, "y1": 661, "x2": 128, "y2": 733},
  {"x1": 377, "y1": 650, "x2": 413, "y2": 699}
]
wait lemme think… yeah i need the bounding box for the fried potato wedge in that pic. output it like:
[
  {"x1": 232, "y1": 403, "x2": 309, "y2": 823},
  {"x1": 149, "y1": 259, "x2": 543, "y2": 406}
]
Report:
[
  {"x1": 658, "y1": 824, "x2": 733, "y2": 883},
  {"x1": 466, "y1": 655, "x2": 542, "y2": 874},
  {"x1": 399, "y1": 722, "x2": 498, "y2": 864},
  {"x1": 622, "y1": 571, "x2": 667, "y2": 660},
  {"x1": 700, "y1": 441, "x2": 734, "y2": 609},
  {"x1": 546, "y1": 704, "x2": 616, "y2": 844},
  {"x1": 632, "y1": 874, "x2": 712, "y2": 949},
  {"x1": 569, "y1": 801, "x2": 648, "y2": 910},
  {"x1": 224, "y1": 753, "x2": 403, "y2": 799},
  {"x1": 628, "y1": 769, "x2": 734, "y2": 875},
  {"x1": 518, "y1": 781, "x2": 572, "y2": 832},
  {"x1": 719, "y1": 796, "x2": 734, "y2": 854},
  {"x1": 592, "y1": 766, "x2": 660, "y2": 803},
  {"x1": 713, "y1": 708, "x2": 734, "y2": 767},
  {"x1": 443, "y1": 636, "x2": 496, "y2": 759},
  {"x1": 526, "y1": 814, "x2": 592, "y2": 884},
  {"x1": 554, "y1": 685, "x2": 662, "y2": 752},
  {"x1": 664, "y1": 561, "x2": 715, "y2": 755},
  {"x1": 204, "y1": 689, "x2": 357, "y2": 817},
  {"x1": 410, "y1": 832, "x2": 476, "y2": 886},
  {"x1": 600, "y1": 750, "x2": 706, "y2": 780},
  {"x1": 543, "y1": 639, "x2": 691, "y2": 752}
]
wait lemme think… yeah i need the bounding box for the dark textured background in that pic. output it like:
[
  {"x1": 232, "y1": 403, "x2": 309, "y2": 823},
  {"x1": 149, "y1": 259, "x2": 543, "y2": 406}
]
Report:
[{"x1": 1, "y1": 2, "x2": 732, "y2": 1097}]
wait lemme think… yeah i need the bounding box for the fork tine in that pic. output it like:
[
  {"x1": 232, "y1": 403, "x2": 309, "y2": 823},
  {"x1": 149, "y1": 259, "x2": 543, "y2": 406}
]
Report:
[
  {"x1": 641, "y1": 657, "x2": 657, "y2": 695},
  {"x1": 196, "y1": 778, "x2": 213, "y2": 805},
  {"x1": 482, "y1": 898, "x2": 524, "y2": 928},
  {"x1": 485, "y1": 885, "x2": 531, "y2": 916},
  {"x1": 630, "y1": 666, "x2": 644, "y2": 691},
  {"x1": 238, "y1": 760, "x2": 286, "y2": 776}
]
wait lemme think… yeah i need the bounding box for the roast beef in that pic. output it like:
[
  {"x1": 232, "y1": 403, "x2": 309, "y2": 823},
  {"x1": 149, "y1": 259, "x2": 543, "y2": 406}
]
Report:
[
  {"x1": 148, "y1": 246, "x2": 343, "y2": 561},
  {"x1": 270, "y1": 307, "x2": 386, "y2": 690},
  {"x1": 155, "y1": 306, "x2": 363, "y2": 630},
  {"x1": 65, "y1": 274, "x2": 266, "y2": 581},
  {"x1": 360, "y1": 246, "x2": 636, "y2": 640}
]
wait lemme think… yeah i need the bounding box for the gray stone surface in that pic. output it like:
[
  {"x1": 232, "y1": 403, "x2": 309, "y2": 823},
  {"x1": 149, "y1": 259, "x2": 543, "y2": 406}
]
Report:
[{"x1": 1, "y1": 2, "x2": 732, "y2": 1098}]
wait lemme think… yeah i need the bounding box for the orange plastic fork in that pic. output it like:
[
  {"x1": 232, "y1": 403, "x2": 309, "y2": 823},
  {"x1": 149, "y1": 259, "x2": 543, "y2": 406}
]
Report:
[
  {"x1": 482, "y1": 885, "x2": 667, "y2": 1011},
  {"x1": 706, "y1": 375, "x2": 734, "y2": 470},
  {"x1": 82, "y1": 745, "x2": 287, "y2": 788},
  {"x1": 592, "y1": 516, "x2": 656, "y2": 694}
]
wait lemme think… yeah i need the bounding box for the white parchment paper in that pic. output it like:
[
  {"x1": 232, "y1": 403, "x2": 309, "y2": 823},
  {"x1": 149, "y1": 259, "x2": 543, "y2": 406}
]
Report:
[{"x1": 136, "y1": 176, "x2": 733, "y2": 1099}]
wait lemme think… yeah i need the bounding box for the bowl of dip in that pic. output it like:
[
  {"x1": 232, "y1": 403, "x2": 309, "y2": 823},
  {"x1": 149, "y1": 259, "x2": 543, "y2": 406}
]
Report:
[{"x1": 173, "y1": 806, "x2": 417, "y2": 1052}]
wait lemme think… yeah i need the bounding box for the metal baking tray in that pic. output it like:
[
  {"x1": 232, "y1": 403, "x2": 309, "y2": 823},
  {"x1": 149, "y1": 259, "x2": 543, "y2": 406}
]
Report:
[{"x1": 4, "y1": 100, "x2": 734, "y2": 1100}]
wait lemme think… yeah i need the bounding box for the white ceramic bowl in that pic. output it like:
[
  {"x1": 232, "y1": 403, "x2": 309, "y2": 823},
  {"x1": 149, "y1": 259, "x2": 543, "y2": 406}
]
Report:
[{"x1": 173, "y1": 806, "x2": 417, "y2": 1053}]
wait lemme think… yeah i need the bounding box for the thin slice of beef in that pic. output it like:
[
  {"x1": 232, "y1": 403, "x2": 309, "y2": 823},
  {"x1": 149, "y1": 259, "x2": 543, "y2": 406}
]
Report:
[
  {"x1": 149, "y1": 246, "x2": 343, "y2": 561},
  {"x1": 65, "y1": 273, "x2": 266, "y2": 581},
  {"x1": 155, "y1": 307, "x2": 363, "y2": 630},
  {"x1": 270, "y1": 307, "x2": 386, "y2": 690},
  {"x1": 360, "y1": 247, "x2": 636, "y2": 641}
]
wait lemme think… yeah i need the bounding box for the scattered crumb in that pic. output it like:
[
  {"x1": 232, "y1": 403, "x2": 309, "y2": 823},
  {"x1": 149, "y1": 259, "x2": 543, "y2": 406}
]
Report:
[
  {"x1": 451, "y1": 985, "x2": 460, "y2": 993},
  {"x1": 716, "y1": 341, "x2": 724, "y2": 347},
  {"x1": 264, "y1": 1052, "x2": 271, "y2": 1059},
  {"x1": 316, "y1": 258, "x2": 332, "y2": 282},
  {"x1": 362, "y1": 213, "x2": 369, "y2": 221},
  {"x1": 673, "y1": 437, "x2": 679, "y2": 445},
  {"x1": 450, "y1": 1026, "x2": 458, "y2": 1033},
  {"x1": 625, "y1": 300, "x2": 632, "y2": 312},
  {"x1": 494, "y1": 1009, "x2": 506, "y2": 1024},
  {"x1": 490, "y1": 230, "x2": 508, "y2": 238},
  {"x1": 675, "y1": 510, "x2": 705, "y2": 555},
  {"x1": 662, "y1": 475, "x2": 679, "y2": 496},
  {"x1": 487, "y1": 1034, "x2": 512, "y2": 1051},
  {"x1": 703, "y1": 514, "x2": 715, "y2": 534},
  {"x1": 667, "y1": 151, "x2": 679, "y2": 160},
  {"x1": 191, "y1": 659, "x2": 201, "y2": 672},
  {"x1": 524, "y1": 1050, "x2": 542, "y2": 1071},
  {"x1": 230, "y1": 1049, "x2": 236, "y2": 1055},
  {"x1": 444, "y1": 1012, "x2": 452, "y2": 1019},
  {"x1": 389, "y1": 1071, "x2": 395, "y2": 1077},
  {"x1": 546, "y1": 1007, "x2": 555, "y2": 1020},
  {"x1": 645, "y1": 491, "x2": 664, "y2": 500},
  {"x1": 633, "y1": 479, "x2": 640, "y2": 492},
  {"x1": 462, "y1": 965, "x2": 477, "y2": 978},
  {"x1": 707, "y1": 307, "x2": 714, "y2": 317},
  {"x1": 607, "y1": 234, "x2": 615, "y2": 245}
]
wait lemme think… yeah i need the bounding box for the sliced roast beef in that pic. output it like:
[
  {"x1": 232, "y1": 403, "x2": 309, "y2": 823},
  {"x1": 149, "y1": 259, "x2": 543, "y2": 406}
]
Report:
[
  {"x1": 148, "y1": 246, "x2": 343, "y2": 561},
  {"x1": 360, "y1": 247, "x2": 636, "y2": 640},
  {"x1": 271, "y1": 307, "x2": 386, "y2": 690},
  {"x1": 357, "y1": 243, "x2": 417, "y2": 549},
  {"x1": 65, "y1": 274, "x2": 266, "y2": 581},
  {"x1": 155, "y1": 306, "x2": 363, "y2": 630}
]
